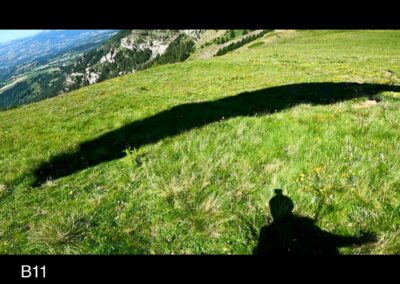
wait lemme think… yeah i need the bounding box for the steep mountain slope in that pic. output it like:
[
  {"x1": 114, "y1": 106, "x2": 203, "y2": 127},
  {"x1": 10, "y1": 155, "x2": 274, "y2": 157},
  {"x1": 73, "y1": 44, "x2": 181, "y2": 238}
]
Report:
[
  {"x1": 62, "y1": 30, "x2": 201, "y2": 91},
  {"x1": 1, "y1": 30, "x2": 400, "y2": 254}
]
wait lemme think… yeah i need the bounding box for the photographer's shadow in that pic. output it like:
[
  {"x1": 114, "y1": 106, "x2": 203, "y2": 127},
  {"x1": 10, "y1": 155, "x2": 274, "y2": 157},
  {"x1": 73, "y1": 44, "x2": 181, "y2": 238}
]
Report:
[{"x1": 253, "y1": 189, "x2": 376, "y2": 255}]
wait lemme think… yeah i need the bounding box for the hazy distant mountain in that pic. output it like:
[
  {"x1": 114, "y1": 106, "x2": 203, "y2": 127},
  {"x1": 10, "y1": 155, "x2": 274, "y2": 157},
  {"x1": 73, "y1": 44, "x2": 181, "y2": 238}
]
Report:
[{"x1": 0, "y1": 30, "x2": 118, "y2": 83}]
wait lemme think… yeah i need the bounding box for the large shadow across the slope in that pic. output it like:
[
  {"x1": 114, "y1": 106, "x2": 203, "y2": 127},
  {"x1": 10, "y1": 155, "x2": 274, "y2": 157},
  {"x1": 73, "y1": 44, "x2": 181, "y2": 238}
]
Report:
[
  {"x1": 32, "y1": 82, "x2": 400, "y2": 186},
  {"x1": 253, "y1": 189, "x2": 377, "y2": 255}
]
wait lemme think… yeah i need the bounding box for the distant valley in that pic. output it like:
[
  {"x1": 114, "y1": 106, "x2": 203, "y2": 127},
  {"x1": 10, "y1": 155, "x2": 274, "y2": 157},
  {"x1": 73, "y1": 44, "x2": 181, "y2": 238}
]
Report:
[{"x1": 0, "y1": 30, "x2": 118, "y2": 109}]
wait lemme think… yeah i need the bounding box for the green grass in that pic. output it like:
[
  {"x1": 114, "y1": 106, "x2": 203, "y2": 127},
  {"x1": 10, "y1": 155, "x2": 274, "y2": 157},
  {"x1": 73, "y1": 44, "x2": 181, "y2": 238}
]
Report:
[
  {"x1": 1, "y1": 30, "x2": 400, "y2": 254},
  {"x1": 248, "y1": 41, "x2": 265, "y2": 49}
]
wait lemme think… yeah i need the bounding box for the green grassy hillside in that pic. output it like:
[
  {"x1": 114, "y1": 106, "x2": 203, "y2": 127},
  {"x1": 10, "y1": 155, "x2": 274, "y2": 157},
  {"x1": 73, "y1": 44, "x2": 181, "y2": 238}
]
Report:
[{"x1": 1, "y1": 30, "x2": 400, "y2": 254}]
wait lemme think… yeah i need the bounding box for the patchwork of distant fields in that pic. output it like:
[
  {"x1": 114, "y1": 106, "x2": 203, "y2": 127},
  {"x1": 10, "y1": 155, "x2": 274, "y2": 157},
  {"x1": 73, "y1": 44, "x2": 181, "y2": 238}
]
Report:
[{"x1": 1, "y1": 30, "x2": 400, "y2": 254}]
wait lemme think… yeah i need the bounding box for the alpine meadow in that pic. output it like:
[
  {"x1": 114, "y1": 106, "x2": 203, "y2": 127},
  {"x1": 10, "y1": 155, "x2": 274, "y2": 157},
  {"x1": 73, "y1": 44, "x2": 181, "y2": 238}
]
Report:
[{"x1": 1, "y1": 30, "x2": 400, "y2": 254}]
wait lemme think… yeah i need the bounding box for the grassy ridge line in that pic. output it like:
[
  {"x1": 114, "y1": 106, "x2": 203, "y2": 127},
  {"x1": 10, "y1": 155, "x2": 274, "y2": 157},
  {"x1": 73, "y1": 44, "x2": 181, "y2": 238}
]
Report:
[
  {"x1": 214, "y1": 30, "x2": 272, "y2": 56},
  {"x1": 0, "y1": 30, "x2": 400, "y2": 254}
]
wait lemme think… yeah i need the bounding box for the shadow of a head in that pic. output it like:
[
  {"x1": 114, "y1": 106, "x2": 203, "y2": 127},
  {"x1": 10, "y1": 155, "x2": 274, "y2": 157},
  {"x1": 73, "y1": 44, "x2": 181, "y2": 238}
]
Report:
[
  {"x1": 254, "y1": 189, "x2": 377, "y2": 255},
  {"x1": 269, "y1": 189, "x2": 294, "y2": 222}
]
